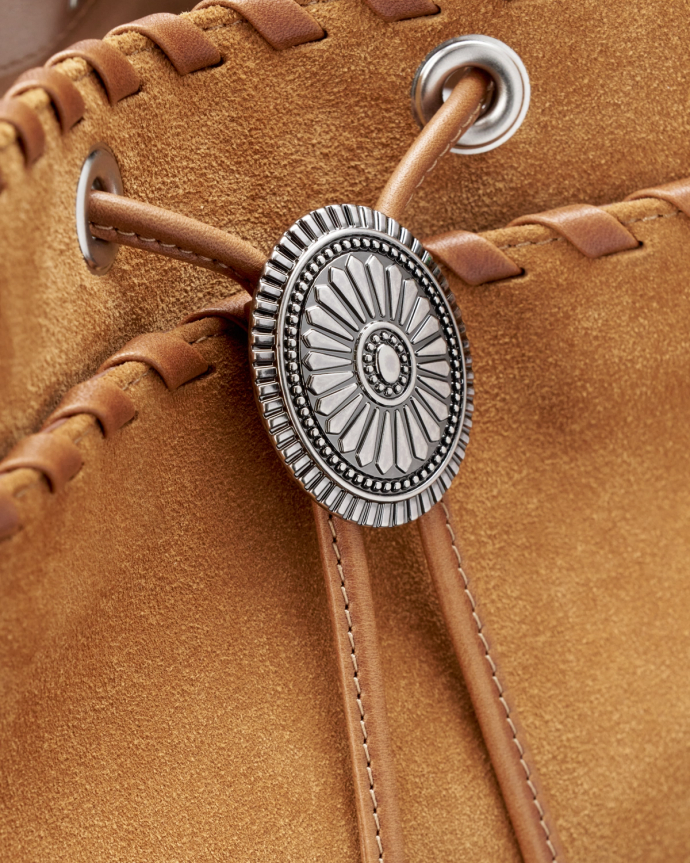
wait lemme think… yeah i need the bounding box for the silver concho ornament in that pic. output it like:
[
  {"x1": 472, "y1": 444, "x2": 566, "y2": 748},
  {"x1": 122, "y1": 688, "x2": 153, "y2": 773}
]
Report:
[{"x1": 249, "y1": 205, "x2": 473, "y2": 527}]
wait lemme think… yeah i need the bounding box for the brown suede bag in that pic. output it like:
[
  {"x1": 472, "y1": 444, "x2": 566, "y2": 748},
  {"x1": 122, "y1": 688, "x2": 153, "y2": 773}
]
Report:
[{"x1": 1, "y1": 2, "x2": 689, "y2": 862}]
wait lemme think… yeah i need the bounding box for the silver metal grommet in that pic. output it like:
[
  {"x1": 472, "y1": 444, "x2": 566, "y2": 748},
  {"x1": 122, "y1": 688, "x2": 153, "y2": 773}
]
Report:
[
  {"x1": 411, "y1": 35, "x2": 530, "y2": 155},
  {"x1": 76, "y1": 144, "x2": 123, "y2": 274}
]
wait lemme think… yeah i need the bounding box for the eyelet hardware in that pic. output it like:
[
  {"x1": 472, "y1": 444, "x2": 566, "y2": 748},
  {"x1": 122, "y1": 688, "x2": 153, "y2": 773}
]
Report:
[
  {"x1": 76, "y1": 144, "x2": 123, "y2": 274},
  {"x1": 411, "y1": 35, "x2": 530, "y2": 155}
]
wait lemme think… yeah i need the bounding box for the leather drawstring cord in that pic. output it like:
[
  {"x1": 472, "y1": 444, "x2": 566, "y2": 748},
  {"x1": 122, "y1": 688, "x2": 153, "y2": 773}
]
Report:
[
  {"x1": 375, "y1": 70, "x2": 563, "y2": 863},
  {"x1": 84, "y1": 66, "x2": 561, "y2": 863},
  {"x1": 318, "y1": 67, "x2": 563, "y2": 863},
  {"x1": 88, "y1": 190, "x2": 264, "y2": 290},
  {"x1": 315, "y1": 68, "x2": 495, "y2": 863},
  {"x1": 376, "y1": 67, "x2": 490, "y2": 223}
]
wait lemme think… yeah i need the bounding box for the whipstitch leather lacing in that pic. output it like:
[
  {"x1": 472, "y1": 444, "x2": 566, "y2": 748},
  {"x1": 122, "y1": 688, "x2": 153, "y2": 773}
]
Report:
[
  {"x1": 328, "y1": 515, "x2": 384, "y2": 862},
  {"x1": 402, "y1": 96, "x2": 485, "y2": 216},
  {"x1": 440, "y1": 501, "x2": 558, "y2": 862},
  {"x1": 3, "y1": 330, "x2": 225, "y2": 507}
]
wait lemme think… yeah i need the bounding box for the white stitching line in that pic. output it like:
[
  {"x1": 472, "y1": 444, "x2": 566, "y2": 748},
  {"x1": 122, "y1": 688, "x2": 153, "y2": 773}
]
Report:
[
  {"x1": 328, "y1": 515, "x2": 384, "y2": 862},
  {"x1": 401, "y1": 96, "x2": 484, "y2": 215},
  {"x1": 620, "y1": 209, "x2": 681, "y2": 226},
  {"x1": 440, "y1": 501, "x2": 558, "y2": 862},
  {"x1": 89, "y1": 223, "x2": 246, "y2": 281},
  {"x1": 4, "y1": 332, "x2": 226, "y2": 505}
]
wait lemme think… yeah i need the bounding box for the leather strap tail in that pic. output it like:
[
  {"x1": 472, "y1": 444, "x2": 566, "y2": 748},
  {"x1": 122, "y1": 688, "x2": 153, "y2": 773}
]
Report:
[
  {"x1": 312, "y1": 504, "x2": 405, "y2": 863},
  {"x1": 419, "y1": 501, "x2": 561, "y2": 863}
]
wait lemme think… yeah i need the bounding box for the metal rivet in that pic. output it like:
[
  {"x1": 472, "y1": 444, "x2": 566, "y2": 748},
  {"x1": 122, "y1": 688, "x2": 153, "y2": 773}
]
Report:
[
  {"x1": 411, "y1": 35, "x2": 531, "y2": 155},
  {"x1": 76, "y1": 143, "x2": 123, "y2": 274}
]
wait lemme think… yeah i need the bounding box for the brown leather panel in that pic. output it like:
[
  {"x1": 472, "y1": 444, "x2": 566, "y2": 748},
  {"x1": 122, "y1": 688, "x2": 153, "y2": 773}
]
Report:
[
  {"x1": 509, "y1": 204, "x2": 639, "y2": 259},
  {"x1": 376, "y1": 69, "x2": 490, "y2": 222},
  {"x1": 0, "y1": 98, "x2": 44, "y2": 166},
  {"x1": 0, "y1": 433, "x2": 83, "y2": 493},
  {"x1": 363, "y1": 0, "x2": 438, "y2": 22},
  {"x1": 43, "y1": 377, "x2": 136, "y2": 438},
  {"x1": 0, "y1": 492, "x2": 20, "y2": 540},
  {"x1": 419, "y1": 502, "x2": 559, "y2": 863},
  {"x1": 181, "y1": 292, "x2": 251, "y2": 329},
  {"x1": 48, "y1": 39, "x2": 141, "y2": 105},
  {"x1": 625, "y1": 177, "x2": 690, "y2": 218},
  {"x1": 6, "y1": 67, "x2": 85, "y2": 132},
  {"x1": 108, "y1": 13, "x2": 221, "y2": 75},
  {"x1": 88, "y1": 191, "x2": 265, "y2": 288},
  {"x1": 98, "y1": 331, "x2": 209, "y2": 391},
  {"x1": 193, "y1": 0, "x2": 325, "y2": 49},
  {"x1": 312, "y1": 504, "x2": 405, "y2": 863},
  {"x1": 425, "y1": 229, "x2": 522, "y2": 286}
]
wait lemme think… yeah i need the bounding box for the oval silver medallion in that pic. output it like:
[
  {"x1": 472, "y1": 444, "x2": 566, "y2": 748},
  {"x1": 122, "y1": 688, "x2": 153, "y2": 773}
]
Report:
[{"x1": 249, "y1": 205, "x2": 473, "y2": 527}]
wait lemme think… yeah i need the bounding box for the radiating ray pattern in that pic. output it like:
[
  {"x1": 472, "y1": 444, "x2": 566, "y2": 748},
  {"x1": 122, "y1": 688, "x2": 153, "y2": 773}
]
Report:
[
  {"x1": 251, "y1": 204, "x2": 473, "y2": 527},
  {"x1": 295, "y1": 246, "x2": 463, "y2": 486}
]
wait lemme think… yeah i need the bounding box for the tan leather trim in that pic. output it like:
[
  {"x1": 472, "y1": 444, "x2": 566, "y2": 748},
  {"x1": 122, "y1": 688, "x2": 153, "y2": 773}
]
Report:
[
  {"x1": 6, "y1": 66, "x2": 85, "y2": 132},
  {"x1": 419, "y1": 501, "x2": 561, "y2": 863},
  {"x1": 42, "y1": 377, "x2": 137, "y2": 437},
  {"x1": 99, "y1": 331, "x2": 209, "y2": 391},
  {"x1": 88, "y1": 191, "x2": 265, "y2": 289},
  {"x1": 363, "y1": 0, "x2": 439, "y2": 22},
  {"x1": 376, "y1": 69, "x2": 490, "y2": 222},
  {"x1": 625, "y1": 177, "x2": 690, "y2": 218},
  {"x1": 181, "y1": 293, "x2": 251, "y2": 329},
  {"x1": 48, "y1": 39, "x2": 141, "y2": 105},
  {"x1": 107, "y1": 13, "x2": 221, "y2": 76},
  {"x1": 509, "y1": 203, "x2": 639, "y2": 259},
  {"x1": 0, "y1": 433, "x2": 83, "y2": 493},
  {"x1": 0, "y1": 492, "x2": 20, "y2": 540},
  {"x1": 312, "y1": 504, "x2": 405, "y2": 863},
  {"x1": 193, "y1": 0, "x2": 325, "y2": 50},
  {"x1": 0, "y1": 98, "x2": 44, "y2": 167},
  {"x1": 425, "y1": 229, "x2": 522, "y2": 286}
]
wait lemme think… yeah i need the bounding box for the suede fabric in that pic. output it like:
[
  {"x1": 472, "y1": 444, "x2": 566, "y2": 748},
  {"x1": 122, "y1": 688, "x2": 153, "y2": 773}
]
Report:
[
  {"x1": 2, "y1": 196, "x2": 690, "y2": 860},
  {"x1": 2, "y1": 0, "x2": 690, "y2": 450},
  {"x1": 0, "y1": 333, "x2": 361, "y2": 862},
  {"x1": 2, "y1": 1, "x2": 690, "y2": 860},
  {"x1": 0, "y1": 326, "x2": 516, "y2": 862},
  {"x1": 443, "y1": 197, "x2": 690, "y2": 862}
]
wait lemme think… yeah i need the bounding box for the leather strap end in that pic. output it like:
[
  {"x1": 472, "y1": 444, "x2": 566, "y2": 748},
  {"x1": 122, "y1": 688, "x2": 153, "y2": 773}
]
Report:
[
  {"x1": 0, "y1": 433, "x2": 83, "y2": 493},
  {"x1": 312, "y1": 504, "x2": 406, "y2": 863}
]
